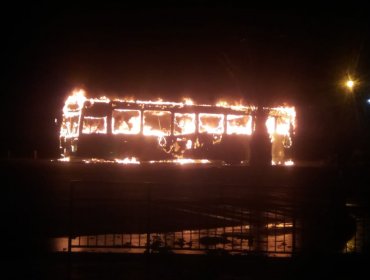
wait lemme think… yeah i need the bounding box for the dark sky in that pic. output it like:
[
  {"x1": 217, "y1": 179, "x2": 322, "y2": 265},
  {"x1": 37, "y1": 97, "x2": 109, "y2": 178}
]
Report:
[{"x1": 2, "y1": 5, "x2": 370, "y2": 158}]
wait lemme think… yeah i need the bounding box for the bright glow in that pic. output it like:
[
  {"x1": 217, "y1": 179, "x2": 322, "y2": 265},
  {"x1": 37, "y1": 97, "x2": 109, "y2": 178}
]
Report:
[
  {"x1": 143, "y1": 110, "x2": 172, "y2": 136},
  {"x1": 149, "y1": 159, "x2": 211, "y2": 164},
  {"x1": 60, "y1": 114, "x2": 80, "y2": 138},
  {"x1": 83, "y1": 158, "x2": 113, "y2": 164},
  {"x1": 265, "y1": 117, "x2": 276, "y2": 135},
  {"x1": 216, "y1": 100, "x2": 250, "y2": 112},
  {"x1": 60, "y1": 89, "x2": 86, "y2": 138},
  {"x1": 266, "y1": 107, "x2": 296, "y2": 137},
  {"x1": 367, "y1": 99, "x2": 370, "y2": 104},
  {"x1": 174, "y1": 113, "x2": 196, "y2": 135},
  {"x1": 57, "y1": 157, "x2": 70, "y2": 162},
  {"x1": 346, "y1": 80, "x2": 354, "y2": 89},
  {"x1": 60, "y1": 90, "x2": 296, "y2": 166},
  {"x1": 62, "y1": 89, "x2": 86, "y2": 115},
  {"x1": 199, "y1": 113, "x2": 224, "y2": 134},
  {"x1": 82, "y1": 116, "x2": 107, "y2": 134},
  {"x1": 112, "y1": 109, "x2": 141, "y2": 134},
  {"x1": 183, "y1": 98, "x2": 194, "y2": 105},
  {"x1": 115, "y1": 157, "x2": 140, "y2": 164},
  {"x1": 267, "y1": 222, "x2": 293, "y2": 229},
  {"x1": 284, "y1": 160, "x2": 294, "y2": 166},
  {"x1": 226, "y1": 115, "x2": 252, "y2": 135},
  {"x1": 266, "y1": 106, "x2": 296, "y2": 166},
  {"x1": 186, "y1": 140, "x2": 192, "y2": 149}
]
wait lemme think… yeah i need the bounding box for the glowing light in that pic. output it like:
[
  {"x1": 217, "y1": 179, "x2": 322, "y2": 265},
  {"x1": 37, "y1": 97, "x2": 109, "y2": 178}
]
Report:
[
  {"x1": 83, "y1": 158, "x2": 113, "y2": 164},
  {"x1": 216, "y1": 100, "x2": 251, "y2": 112},
  {"x1": 174, "y1": 113, "x2": 196, "y2": 135},
  {"x1": 226, "y1": 115, "x2": 252, "y2": 135},
  {"x1": 346, "y1": 79, "x2": 354, "y2": 89},
  {"x1": 112, "y1": 109, "x2": 141, "y2": 134},
  {"x1": 60, "y1": 90, "x2": 296, "y2": 166},
  {"x1": 57, "y1": 157, "x2": 70, "y2": 162},
  {"x1": 183, "y1": 98, "x2": 194, "y2": 105},
  {"x1": 265, "y1": 117, "x2": 276, "y2": 136},
  {"x1": 186, "y1": 140, "x2": 192, "y2": 149},
  {"x1": 115, "y1": 157, "x2": 140, "y2": 164},
  {"x1": 82, "y1": 116, "x2": 107, "y2": 134},
  {"x1": 149, "y1": 159, "x2": 211, "y2": 164},
  {"x1": 63, "y1": 89, "x2": 86, "y2": 115},
  {"x1": 284, "y1": 160, "x2": 294, "y2": 166},
  {"x1": 143, "y1": 110, "x2": 172, "y2": 136},
  {"x1": 199, "y1": 113, "x2": 224, "y2": 134}
]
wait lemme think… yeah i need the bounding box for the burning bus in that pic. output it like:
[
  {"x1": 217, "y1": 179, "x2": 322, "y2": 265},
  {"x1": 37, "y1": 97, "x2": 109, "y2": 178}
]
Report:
[{"x1": 60, "y1": 89, "x2": 296, "y2": 165}]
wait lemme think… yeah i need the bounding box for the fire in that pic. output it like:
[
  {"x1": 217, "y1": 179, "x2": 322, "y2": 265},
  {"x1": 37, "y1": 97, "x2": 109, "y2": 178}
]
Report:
[
  {"x1": 149, "y1": 159, "x2": 211, "y2": 164},
  {"x1": 265, "y1": 106, "x2": 296, "y2": 138},
  {"x1": 57, "y1": 156, "x2": 70, "y2": 162},
  {"x1": 265, "y1": 106, "x2": 296, "y2": 166},
  {"x1": 82, "y1": 116, "x2": 107, "y2": 134},
  {"x1": 143, "y1": 110, "x2": 172, "y2": 136},
  {"x1": 199, "y1": 113, "x2": 224, "y2": 134},
  {"x1": 115, "y1": 157, "x2": 140, "y2": 164},
  {"x1": 62, "y1": 89, "x2": 86, "y2": 115},
  {"x1": 60, "y1": 89, "x2": 296, "y2": 166},
  {"x1": 183, "y1": 98, "x2": 194, "y2": 105},
  {"x1": 174, "y1": 113, "x2": 196, "y2": 135},
  {"x1": 226, "y1": 115, "x2": 252, "y2": 135},
  {"x1": 112, "y1": 109, "x2": 141, "y2": 134},
  {"x1": 60, "y1": 89, "x2": 86, "y2": 139}
]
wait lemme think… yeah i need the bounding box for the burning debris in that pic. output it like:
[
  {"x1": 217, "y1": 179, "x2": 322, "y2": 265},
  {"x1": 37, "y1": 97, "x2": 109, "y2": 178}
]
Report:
[{"x1": 60, "y1": 89, "x2": 296, "y2": 165}]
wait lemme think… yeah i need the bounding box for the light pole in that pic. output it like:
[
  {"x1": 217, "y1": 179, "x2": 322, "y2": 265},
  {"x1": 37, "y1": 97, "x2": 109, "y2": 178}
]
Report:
[{"x1": 342, "y1": 74, "x2": 370, "y2": 166}]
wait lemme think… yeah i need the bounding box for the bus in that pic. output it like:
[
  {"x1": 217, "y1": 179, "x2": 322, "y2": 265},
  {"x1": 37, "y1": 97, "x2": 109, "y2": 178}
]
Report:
[{"x1": 60, "y1": 90, "x2": 296, "y2": 165}]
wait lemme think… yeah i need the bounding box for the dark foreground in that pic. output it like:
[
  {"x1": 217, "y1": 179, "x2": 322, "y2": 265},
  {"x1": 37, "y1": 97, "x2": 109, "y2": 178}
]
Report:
[
  {"x1": 7, "y1": 252, "x2": 369, "y2": 280},
  {"x1": 2, "y1": 159, "x2": 370, "y2": 279}
]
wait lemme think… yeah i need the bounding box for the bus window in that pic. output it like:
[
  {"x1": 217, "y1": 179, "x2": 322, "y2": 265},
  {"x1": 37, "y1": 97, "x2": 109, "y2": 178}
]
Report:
[
  {"x1": 226, "y1": 115, "x2": 252, "y2": 135},
  {"x1": 174, "y1": 113, "x2": 196, "y2": 135},
  {"x1": 61, "y1": 114, "x2": 80, "y2": 137},
  {"x1": 143, "y1": 110, "x2": 172, "y2": 136},
  {"x1": 199, "y1": 113, "x2": 224, "y2": 134},
  {"x1": 82, "y1": 116, "x2": 107, "y2": 134},
  {"x1": 112, "y1": 109, "x2": 141, "y2": 134}
]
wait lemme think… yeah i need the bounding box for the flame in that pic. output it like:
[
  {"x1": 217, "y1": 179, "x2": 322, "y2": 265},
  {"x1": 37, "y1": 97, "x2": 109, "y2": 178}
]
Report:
[
  {"x1": 216, "y1": 100, "x2": 251, "y2": 111},
  {"x1": 82, "y1": 157, "x2": 140, "y2": 164},
  {"x1": 284, "y1": 159, "x2": 294, "y2": 166},
  {"x1": 143, "y1": 110, "x2": 172, "y2": 136},
  {"x1": 115, "y1": 157, "x2": 140, "y2": 164},
  {"x1": 216, "y1": 100, "x2": 229, "y2": 107},
  {"x1": 271, "y1": 159, "x2": 294, "y2": 166},
  {"x1": 83, "y1": 158, "x2": 113, "y2": 164},
  {"x1": 63, "y1": 89, "x2": 86, "y2": 115},
  {"x1": 112, "y1": 109, "x2": 141, "y2": 134},
  {"x1": 183, "y1": 98, "x2": 194, "y2": 105},
  {"x1": 199, "y1": 113, "x2": 224, "y2": 134},
  {"x1": 226, "y1": 115, "x2": 252, "y2": 135},
  {"x1": 60, "y1": 89, "x2": 296, "y2": 166},
  {"x1": 186, "y1": 140, "x2": 192, "y2": 149},
  {"x1": 60, "y1": 89, "x2": 86, "y2": 138},
  {"x1": 149, "y1": 158, "x2": 211, "y2": 164},
  {"x1": 57, "y1": 156, "x2": 70, "y2": 162},
  {"x1": 265, "y1": 106, "x2": 296, "y2": 166},
  {"x1": 82, "y1": 116, "x2": 107, "y2": 134},
  {"x1": 174, "y1": 113, "x2": 196, "y2": 135}
]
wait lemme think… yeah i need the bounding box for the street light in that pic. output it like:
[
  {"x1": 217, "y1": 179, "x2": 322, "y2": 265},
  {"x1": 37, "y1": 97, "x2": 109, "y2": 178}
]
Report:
[{"x1": 346, "y1": 79, "x2": 355, "y2": 90}]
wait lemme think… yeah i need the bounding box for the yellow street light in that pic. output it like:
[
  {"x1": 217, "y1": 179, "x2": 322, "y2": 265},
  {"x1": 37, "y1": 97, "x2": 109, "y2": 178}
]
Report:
[{"x1": 346, "y1": 79, "x2": 355, "y2": 90}]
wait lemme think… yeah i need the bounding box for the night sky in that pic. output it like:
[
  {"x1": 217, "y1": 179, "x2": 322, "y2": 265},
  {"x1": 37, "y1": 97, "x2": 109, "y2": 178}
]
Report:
[{"x1": 2, "y1": 5, "x2": 369, "y2": 159}]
